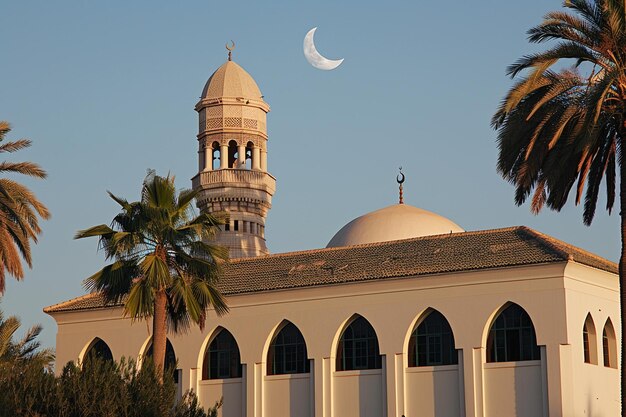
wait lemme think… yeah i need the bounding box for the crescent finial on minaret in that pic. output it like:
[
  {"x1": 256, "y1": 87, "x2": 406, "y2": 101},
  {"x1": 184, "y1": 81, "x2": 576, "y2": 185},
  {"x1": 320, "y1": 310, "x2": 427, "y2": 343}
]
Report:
[
  {"x1": 226, "y1": 40, "x2": 235, "y2": 61},
  {"x1": 397, "y1": 167, "x2": 405, "y2": 204}
]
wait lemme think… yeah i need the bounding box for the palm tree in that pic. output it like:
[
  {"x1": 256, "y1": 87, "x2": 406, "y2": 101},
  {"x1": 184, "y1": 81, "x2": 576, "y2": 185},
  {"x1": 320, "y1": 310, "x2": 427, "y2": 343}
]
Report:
[
  {"x1": 75, "y1": 171, "x2": 228, "y2": 378},
  {"x1": 0, "y1": 308, "x2": 54, "y2": 367},
  {"x1": 492, "y1": 0, "x2": 626, "y2": 413},
  {"x1": 0, "y1": 121, "x2": 49, "y2": 293}
]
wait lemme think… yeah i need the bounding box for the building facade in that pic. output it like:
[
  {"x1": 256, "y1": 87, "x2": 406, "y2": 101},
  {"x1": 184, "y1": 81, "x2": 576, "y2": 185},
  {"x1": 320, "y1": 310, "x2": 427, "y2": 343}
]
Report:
[{"x1": 45, "y1": 55, "x2": 620, "y2": 417}]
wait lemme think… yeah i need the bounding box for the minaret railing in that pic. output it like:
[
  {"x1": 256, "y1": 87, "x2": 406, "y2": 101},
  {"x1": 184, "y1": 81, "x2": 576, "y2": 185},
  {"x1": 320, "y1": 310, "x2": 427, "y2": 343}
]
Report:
[{"x1": 192, "y1": 169, "x2": 276, "y2": 190}]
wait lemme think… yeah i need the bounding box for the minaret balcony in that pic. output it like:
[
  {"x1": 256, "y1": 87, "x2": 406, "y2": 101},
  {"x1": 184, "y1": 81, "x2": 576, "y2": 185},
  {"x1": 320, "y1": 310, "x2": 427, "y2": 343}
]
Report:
[{"x1": 192, "y1": 169, "x2": 276, "y2": 194}]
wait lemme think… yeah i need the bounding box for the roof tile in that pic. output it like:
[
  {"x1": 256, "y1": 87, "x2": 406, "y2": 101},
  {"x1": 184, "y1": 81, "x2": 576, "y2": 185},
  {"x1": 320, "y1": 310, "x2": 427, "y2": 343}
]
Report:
[{"x1": 44, "y1": 226, "x2": 616, "y2": 313}]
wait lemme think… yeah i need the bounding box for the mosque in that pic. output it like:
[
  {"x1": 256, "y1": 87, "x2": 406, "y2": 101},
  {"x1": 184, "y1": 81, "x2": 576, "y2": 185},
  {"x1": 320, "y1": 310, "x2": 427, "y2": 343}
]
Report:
[{"x1": 45, "y1": 52, "x2": 620, "y2": 417}]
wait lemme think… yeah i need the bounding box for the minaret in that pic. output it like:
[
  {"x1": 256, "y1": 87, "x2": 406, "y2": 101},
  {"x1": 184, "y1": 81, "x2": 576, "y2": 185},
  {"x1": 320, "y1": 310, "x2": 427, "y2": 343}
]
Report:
[{"x1": 192, "y1": 46, "x2": 275, "y2": 258}]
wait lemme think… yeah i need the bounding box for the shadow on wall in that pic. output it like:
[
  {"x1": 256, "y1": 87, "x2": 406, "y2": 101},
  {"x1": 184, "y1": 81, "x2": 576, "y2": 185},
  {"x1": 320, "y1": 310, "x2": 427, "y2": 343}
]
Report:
[
  {"x1": 248, "y1": 238, "x2": 265, "y2": 256},
  {"x1": 288, "y1": 377, "x2": 311, "y2": 417},
  {"x1": 357, "y1": 371, "x2": 383, "y2": 417},
  {"x1": 433, "y1": 365, "x2": 461, "y2": 417},
  {"x1": 358, "y1": 374, "x2": 368, "y2": 417},
  {"x1": 513, "y1": 362, "x2": 543, "y2": 417},
  {"x1": 587, "y1": 390, "x2": 595, "y2": 417}
]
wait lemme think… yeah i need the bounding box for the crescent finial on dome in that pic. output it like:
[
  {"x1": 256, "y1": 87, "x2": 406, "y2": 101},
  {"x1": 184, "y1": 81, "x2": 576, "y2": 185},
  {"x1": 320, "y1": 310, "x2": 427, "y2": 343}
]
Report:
[
  {"x1": 397, "y1": 167, "x2": 405, "y2": 204},
  {"x1": 226, "y1": 40, "x2": 235, "y2": 61}
]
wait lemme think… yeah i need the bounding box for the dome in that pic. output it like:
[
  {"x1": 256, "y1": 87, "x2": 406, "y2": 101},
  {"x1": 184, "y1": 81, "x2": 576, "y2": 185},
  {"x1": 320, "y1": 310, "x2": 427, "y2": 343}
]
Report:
[
  {"x1": 201, "y1": 60, "x2": 264, "y2": 100},
  {"x1": 326, "y1": 204, "x2": 464, "y2": 248}
]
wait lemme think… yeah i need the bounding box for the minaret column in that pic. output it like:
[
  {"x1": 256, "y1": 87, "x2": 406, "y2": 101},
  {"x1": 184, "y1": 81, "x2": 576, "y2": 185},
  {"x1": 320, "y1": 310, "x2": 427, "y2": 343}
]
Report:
[
  {"x1": 198, "y1": 149, "x2": 204, "y2": 172},
  {"x1": 252, "y1": 146, "x2": 260, "y2": 170},
  {"x1": 204, "y1": 144, "x2": 212, "y2": 171},
  {"x1": 238, "y1": 144, "x2": 246, "y2": 168},
  {"x1": 261, "y1": 150, "x2": 267, "y2": 172},
  {"x1": 220, "y1": 143, "x2": 228, "y2": 169}
]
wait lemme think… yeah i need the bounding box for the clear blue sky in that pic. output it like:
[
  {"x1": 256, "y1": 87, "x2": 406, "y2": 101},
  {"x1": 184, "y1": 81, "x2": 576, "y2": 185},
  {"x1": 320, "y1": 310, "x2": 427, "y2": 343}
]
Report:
[{"x1": 0, "y1": 0, "x2": 619, "y2": 350}]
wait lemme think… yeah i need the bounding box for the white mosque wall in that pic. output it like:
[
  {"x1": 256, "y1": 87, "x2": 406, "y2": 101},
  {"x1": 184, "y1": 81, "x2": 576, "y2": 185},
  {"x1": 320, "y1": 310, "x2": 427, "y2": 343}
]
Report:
[
  {"x1": 49, "y1": 262, "x2": 620, "y2": 417},
  {"x1": 332, "y1": 370, "x2": 383, "y2": 417},
  {"x1": 483, "y1": 361, "x2": 543, "y2": 417},
  {"x1": 574, "y1": 365, "x2": 620, "y2": 417},
  {"x1": 263, "y1": 374, "x2": 311, "y2": 417},
  {"x1": 198, "y1": 378, "x2": 242, "y2": 417},
  {"x1": 404, "y1": 365, "x2": 461, "y2": 417},
  {"x1": 564, "y1": 262, "x2": 621, "y2": 417}
]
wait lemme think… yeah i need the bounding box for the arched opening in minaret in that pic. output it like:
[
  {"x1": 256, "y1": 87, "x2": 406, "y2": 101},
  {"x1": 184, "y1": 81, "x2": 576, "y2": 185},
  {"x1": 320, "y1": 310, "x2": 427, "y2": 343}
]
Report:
[
  {"x1": 228, "y1": 140, "x2": 238, "y2": 168},
  {"x1": 211, "y1": 141, "x2": 221, "y2": 170},
  {"x1": 245, "y1": 141, "x2": 254, "y2": 170}
]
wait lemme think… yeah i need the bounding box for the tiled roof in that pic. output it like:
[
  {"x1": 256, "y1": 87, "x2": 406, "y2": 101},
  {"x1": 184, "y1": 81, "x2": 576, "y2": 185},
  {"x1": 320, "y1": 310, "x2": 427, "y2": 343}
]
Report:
[{"x1": 44, "y1": 226, "x2": 616, "y2": 313}]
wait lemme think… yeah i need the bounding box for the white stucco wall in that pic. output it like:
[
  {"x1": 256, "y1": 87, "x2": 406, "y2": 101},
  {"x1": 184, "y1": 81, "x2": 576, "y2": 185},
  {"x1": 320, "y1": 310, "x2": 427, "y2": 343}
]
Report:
[
  {"x1": 263, "y1": 374, "x2": 311, "y2": 417},
  {"x1": 483, "y1": 361, "x2": 543, "y2": 417},
  {"x1": 332, "y1": 370, "x2": 383, "y2": 417},
  {"x1": 563, "y1": 263, "x2": 621, "y2": 417},
  {"x1": 198, "y1": 378, "x2": 242, "y2": 416},
  {"x1": 48, "y1": 261, "x2": 620, "y2": 417},
  {"x1": 404, "y1": 365, "x2": 460, "y2": 417}
]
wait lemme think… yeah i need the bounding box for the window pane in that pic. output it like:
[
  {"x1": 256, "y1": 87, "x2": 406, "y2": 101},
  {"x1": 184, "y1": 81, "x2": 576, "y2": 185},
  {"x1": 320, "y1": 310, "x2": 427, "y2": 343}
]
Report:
[
  {"x1": 268, "y1": 323, "x2": 309, "y2": 375},
  {"x1": 206, "y1": 330, "x2": 241, "y2": 380},
  {"x1": 337, "y1": 317, "x2": 381, "y2": 371},
  {"x1": 487, "y1": 304, "x2": 539, "y2": 363},
  {"x1": 412, "y1": 311, "x2": 457, "y2": 367},
  {"x1": 218, "y1": 351, "x2": 229, "y2": 378}
]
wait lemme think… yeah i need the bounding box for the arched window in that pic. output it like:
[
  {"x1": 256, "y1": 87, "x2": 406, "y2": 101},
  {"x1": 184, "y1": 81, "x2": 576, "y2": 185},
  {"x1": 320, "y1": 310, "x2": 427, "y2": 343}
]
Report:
[
  {"x1": 146, "y1": 339, "x2": 178, "y2": 382},
  {"x1": 408, "y1": 310, "x2": 457, "y2": 367},
  {"x1": 84, "y1": 337, "x2": 113, "y2": 362},
  {"x1": 602, "y1": 319, "x2": 617, "y2": 368},
  {"x1": 212, "y1": 141, "x2": 221, "y2": 170},
  {"x1": 202, "y1": 328, "x2": 242, "y2": 380},
  {"x1": 336, "y1": 316, "x2": 381, "y2": 371},
  {"x1": 228, "y1": 140, "x2": 238, "y2": 168},
  {"x1": 486, "y1": 303, "x2": 540, "y2": 363},
  {"x1": 583, "y1": 314, "x2": 598, "y2": 364},
  {"x1": 267, "y1": 322, "x2": 310, "y2": 375},
  {"x1": 245, "y1": 141, "x2": 254, "y2": 170}
]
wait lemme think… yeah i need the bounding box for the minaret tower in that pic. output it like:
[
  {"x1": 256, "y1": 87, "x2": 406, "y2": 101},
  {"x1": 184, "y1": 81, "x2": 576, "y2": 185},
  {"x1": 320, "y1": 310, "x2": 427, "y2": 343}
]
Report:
[{"x1": 192, "y1": 46, "x2": 275, "y2": 258}]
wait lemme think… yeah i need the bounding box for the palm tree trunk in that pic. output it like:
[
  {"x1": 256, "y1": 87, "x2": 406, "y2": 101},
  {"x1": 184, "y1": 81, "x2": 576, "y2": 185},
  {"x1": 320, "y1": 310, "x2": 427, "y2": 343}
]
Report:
[
  {"x1": 152, "y1": 289, "x2": 168, "y2": 383},
  {"x1": 618, "y1": 134, "x2": 626, "y2": 417}
]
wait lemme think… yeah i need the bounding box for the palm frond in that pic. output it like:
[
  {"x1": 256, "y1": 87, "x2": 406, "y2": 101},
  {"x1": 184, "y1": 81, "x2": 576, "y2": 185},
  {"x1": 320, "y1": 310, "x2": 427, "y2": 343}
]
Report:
[
  {"x1": 0, "y1": 161, "x2": 46, "y2": 178},
  {"x1": 0, "y1": 308, "x2": 53, "y2": 366},
  {"x1": 0, "y1": 313, "x2": 20, "y2": 358},
  {"x1": 507, "y1": 42, "x2": 598, "y2": 78},
  {"x1": 140, "y1": 254, "x2": 171, "y2": 290},
  {"x1": 75, "y1": 224, "x2": 116, "y2": 240},
  {"x1": 0, "y1": 139, "x2": 32, "y2": 154},
  {"x1": 107, "y1": 191, "x2": 132, "y2": 210},
  {"x1": 124, "y1": 279, "x2": 154, "y2": 320},
  {"x1": 495, "y1": 0, "x2": 625, "y2": 226},
  {"x1": 82, "y1": 260, "x2": 138, "y2": 303},
  {"x1": 0, "y1": 121, "x2": 48, "y2": 293}
]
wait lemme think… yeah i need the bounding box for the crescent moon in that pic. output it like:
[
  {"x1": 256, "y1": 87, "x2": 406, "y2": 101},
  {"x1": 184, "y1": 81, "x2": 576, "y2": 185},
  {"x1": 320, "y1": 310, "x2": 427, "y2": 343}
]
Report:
[
  {"x1": 303, "y1": 27, "x2": 344, "y2": 71},
  {"x1": 397, "y1": 173, "x2": 405, "y2": 184}
]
